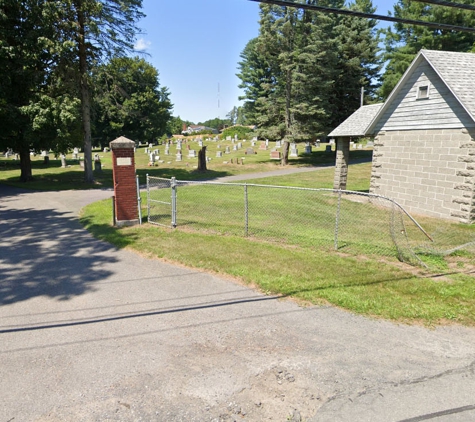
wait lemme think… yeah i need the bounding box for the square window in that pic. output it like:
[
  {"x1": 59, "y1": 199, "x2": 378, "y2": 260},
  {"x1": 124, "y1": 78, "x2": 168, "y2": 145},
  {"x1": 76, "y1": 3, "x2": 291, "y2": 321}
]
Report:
[{"x1": 418, "y1": 85, "x2": 429, "y2": 99}]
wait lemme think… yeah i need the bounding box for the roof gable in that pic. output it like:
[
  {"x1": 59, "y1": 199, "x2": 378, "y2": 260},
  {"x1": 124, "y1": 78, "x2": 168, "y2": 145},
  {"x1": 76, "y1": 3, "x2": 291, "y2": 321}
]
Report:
[{"x1": 366, "y1": 50, "x2": 475, "y2": 134}]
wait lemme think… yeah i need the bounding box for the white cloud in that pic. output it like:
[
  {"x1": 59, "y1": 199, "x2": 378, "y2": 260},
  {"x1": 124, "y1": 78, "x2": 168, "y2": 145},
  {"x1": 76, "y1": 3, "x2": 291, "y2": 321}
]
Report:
[{"x1": 134, "y1": 38, "x2": 151, "y2": 51}]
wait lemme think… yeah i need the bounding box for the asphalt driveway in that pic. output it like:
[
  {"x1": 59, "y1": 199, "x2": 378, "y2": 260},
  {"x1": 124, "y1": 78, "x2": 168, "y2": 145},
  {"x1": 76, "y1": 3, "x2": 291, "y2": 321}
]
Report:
[{"x1": 1, "y1": 184, "x2": 475, "y2": 422}]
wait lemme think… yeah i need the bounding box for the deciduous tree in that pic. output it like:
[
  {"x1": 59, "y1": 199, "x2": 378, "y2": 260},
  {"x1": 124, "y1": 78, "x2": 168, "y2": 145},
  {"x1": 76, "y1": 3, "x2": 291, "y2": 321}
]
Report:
[{"x1": 93, "y1": 56, "x2": 172, "y2": 146}]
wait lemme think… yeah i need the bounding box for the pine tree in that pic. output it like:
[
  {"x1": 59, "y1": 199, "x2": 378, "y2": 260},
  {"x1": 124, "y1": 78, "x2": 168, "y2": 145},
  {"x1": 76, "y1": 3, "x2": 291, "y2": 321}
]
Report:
[
  {"x1": 328, "y1": 0, "x2": 382, "y2": 128},
  {"x1": 380, "y1": 0, "x2": 475, "y2": 98}
]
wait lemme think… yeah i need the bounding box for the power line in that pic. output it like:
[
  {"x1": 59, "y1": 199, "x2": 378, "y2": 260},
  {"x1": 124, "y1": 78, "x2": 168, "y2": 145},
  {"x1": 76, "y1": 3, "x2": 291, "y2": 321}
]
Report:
[{"x1": 248, "y1": 0, "x2": 475, "y2": 34}]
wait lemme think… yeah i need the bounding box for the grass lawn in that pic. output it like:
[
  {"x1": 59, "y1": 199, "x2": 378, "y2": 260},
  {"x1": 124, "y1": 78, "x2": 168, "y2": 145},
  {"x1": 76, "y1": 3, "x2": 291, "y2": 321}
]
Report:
[
  {"x1": 3, "y1": 139, "x2": 475, "y2": 326},
  {"x1": 81, "y1": 197, "x2": 475, "y2": 327}
]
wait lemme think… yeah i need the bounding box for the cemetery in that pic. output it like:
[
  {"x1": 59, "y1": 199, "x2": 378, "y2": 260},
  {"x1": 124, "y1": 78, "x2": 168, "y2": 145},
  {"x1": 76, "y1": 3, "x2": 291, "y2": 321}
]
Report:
[{"x1": 0, "y1": 136, "x2": 373, "y2": 190}]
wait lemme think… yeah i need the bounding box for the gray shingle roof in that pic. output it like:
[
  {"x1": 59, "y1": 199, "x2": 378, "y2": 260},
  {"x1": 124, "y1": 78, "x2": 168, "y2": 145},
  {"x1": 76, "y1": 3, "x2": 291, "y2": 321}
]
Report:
[
  {"x1": 327, "y1": 103, "x2": 383, "y2": 137},
  {"x1": 421, "y1": 50, "x2": 475, "y2": 121}
]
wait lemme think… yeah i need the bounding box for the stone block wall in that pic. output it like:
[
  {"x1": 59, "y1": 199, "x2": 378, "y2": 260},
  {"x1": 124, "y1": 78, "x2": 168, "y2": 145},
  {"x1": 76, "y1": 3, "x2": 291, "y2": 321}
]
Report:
[{"x1": 370, "y1": 128, "x2": 475, "y2": 223}]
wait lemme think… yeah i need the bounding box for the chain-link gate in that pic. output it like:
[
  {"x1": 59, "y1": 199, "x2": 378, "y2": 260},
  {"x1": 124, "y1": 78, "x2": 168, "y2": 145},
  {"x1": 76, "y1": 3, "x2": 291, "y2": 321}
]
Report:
[{"x1": 146, "y1": 176, "x2": 176, "y2": 227}]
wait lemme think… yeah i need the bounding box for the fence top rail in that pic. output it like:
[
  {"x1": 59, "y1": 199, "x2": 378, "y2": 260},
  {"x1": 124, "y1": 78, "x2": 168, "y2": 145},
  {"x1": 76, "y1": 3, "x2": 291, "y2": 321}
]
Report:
[
  {"x1": 146, "y1": 175, "x2": 432, "y2": 241},
  {"x1": 147, "y1": 174, "x2": 434, "y2": 242}
]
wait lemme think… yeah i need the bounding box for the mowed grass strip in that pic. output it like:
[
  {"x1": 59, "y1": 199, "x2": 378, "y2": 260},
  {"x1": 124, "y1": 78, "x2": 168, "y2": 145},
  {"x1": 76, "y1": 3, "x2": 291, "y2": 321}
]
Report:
[{"x1": 81, "y1": 198, "x2": 475, "y2": 326}]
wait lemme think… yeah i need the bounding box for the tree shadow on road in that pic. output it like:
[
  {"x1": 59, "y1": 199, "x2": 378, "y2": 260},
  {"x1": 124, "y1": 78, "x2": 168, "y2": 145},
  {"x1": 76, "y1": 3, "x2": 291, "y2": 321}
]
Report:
[{"x1": 0, "y1": 196, "x2": 119, "y2": 305}]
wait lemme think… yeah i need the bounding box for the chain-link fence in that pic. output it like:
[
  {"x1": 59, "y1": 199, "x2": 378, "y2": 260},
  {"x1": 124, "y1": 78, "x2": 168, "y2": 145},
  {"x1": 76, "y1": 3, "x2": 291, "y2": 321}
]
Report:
[{"x1": 146, "y1": 176, "x2": 475, "y2": 267}]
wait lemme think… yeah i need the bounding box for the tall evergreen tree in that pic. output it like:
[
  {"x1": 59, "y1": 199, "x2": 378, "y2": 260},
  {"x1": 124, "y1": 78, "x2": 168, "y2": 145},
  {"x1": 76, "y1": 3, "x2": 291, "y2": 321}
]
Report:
[
  {"x1": 236, "y1": 37, "x2": 273, "y2": 125},
  {"x1": 237, "y1": 0, "x2": 380, "y2": 163},
  {"x1": 328, "y1": 0, "x2": 382, "y2": 128},
  {"x1": 252, "y1": 2, "x2": 339, "y2": 163},
  {"x1": 380, "y1": 0, "x2": 475, "y2": 98}
]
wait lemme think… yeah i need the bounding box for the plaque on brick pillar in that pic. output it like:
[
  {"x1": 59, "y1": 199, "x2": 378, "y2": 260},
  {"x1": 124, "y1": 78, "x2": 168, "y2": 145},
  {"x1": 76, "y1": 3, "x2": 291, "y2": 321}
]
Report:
[{"x1": 110, "y1": 136, "x2": 139, "y2": 227}]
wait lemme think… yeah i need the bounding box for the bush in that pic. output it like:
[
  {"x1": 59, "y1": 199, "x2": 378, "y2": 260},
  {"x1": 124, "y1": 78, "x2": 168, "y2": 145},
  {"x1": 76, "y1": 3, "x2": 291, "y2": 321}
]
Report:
[{"x1": 220, "y1": 126, "x2": 255, "y2": 140}]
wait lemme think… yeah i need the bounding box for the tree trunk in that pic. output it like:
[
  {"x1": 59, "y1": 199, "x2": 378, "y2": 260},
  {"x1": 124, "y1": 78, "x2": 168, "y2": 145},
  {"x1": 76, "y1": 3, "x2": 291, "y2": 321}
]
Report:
[
  {"x1": 19, "y1": 148, "x2": 33, "y2": 182},
  {"x1": 76, "y1": 1, "x2": 93, "y2": 183},
  {"x1": 197, "y1": 146, "x2": 207, "y2": 172},
  {"x1": 282, "y1": 140, "x2": 289, "y2": 166}
]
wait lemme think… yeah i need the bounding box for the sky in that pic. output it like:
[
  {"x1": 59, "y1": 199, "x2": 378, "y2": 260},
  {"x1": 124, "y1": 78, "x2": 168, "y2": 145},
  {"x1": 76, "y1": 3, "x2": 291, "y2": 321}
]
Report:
[{"x1": 136, "y1": 0, "x2": 397, "y2": 124}]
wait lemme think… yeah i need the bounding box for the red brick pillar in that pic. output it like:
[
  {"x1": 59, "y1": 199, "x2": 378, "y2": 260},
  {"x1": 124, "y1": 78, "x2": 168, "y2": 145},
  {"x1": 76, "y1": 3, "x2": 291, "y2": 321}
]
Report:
[{"x1": 110, "y1": 136, "x2": 139, "y2": 226}]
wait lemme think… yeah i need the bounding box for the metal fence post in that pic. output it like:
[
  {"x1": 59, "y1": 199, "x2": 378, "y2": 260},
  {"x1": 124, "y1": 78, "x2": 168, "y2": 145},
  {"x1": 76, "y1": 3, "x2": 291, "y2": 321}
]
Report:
[
  {"x1": 112, "y1": 195, "x2": 116, "y2": 226},
  {"x1": 171, "y1": 176, "x2": 177, "y2": 228},
  {"x1": 334, "y1": 189, "x2": 342, "y2": 250},
  {"x1": 244, "y1": 184, "x2": 249, "y2": 236},
  {"x1": 136, "y1": 175, "x2": 142, "y2": 225},
  {"x1": 146, "y1": 174, "x2": 150, "y2": 224}
]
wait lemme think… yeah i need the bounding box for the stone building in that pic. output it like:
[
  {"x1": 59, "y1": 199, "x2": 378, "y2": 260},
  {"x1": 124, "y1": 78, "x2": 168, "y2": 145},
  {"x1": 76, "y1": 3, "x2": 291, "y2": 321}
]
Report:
[{"x1": 329, "y1": 49, "x2": 475, "y2": 223}]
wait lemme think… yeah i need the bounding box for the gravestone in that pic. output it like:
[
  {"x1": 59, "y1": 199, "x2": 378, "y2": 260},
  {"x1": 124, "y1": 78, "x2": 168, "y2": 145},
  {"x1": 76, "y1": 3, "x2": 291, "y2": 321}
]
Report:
[
  {"x1": 251, "y1": 141, "x2": 256, "y2": 147},
  {"x1": 233, "y1": 145, "x2": 238, "y2": 151},
  {"x1": 165, "y1": 145, "x2": 170, "y2": 155},
  {"x1": 237, "y1": 142, "x2": 242, "y2": 149},
  {"x1": 176, "y1": 141, "x2": 182, "y2": 150},
  {"x1": 290, "y1": 145, "x2": 298, "y2": 157},
  {"x1": 176, "y1": 152, "x2": 182, "y2": 161},
  {"x1": 216, "y1": 151, "x2": 223, "y2": 158},
  {"x1": 276, "y1": 140, "x2": 282, "y2": 148},
  {"x1": 188, "y1": 149, "x2": 196, "y2": 158},
  {"x1": 245, "y1": 148, "x2": 255, "y2": 155},
  {"x1": 304, "y1": 143, "x2": 312, "y2": 154},
  {"x1": 270, "y1": 150, "x2": 281, "y2": 160},
  {"x1": 198, "y1": 140, "x2": 203, "y2": 147},
  {"x1": 94, "y1": 154, "x2": 102, "y2": 173},
  {"x1": 259, "y1": 142, "x2": 267, "y2": 150},
  {"x1": 325, "y1": 145, "x2": 332, "y2": 152},
  {"x1": 61, "y1": 154, "x2": 67, "y2": 168},
  {"x1": 226, "y1": 136, "x2": 232, "y2": 141},
  {"x1": 225, "y1": 146, "x2": 231, "y2": 154}
]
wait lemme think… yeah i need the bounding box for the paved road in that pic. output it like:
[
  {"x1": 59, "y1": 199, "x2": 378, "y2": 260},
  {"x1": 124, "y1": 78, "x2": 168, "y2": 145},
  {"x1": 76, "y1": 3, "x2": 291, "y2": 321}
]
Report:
[{"x1": 1, "y1": 183, "x2": 475, "y2": 422}]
